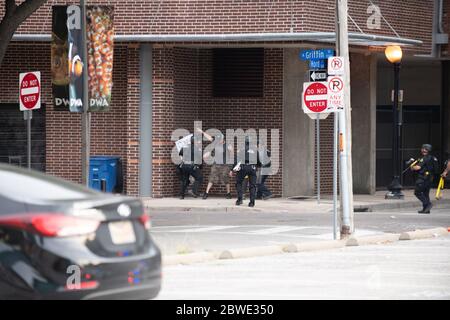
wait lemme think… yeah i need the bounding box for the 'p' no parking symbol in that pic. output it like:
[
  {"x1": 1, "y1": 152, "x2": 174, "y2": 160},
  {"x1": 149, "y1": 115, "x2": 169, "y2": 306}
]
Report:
[{"x1": 328, "y1": 77, "x2": 344, "y2": 93}]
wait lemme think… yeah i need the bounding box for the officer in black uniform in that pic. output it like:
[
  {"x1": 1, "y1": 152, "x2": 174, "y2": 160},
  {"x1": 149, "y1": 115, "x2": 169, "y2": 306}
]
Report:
[
  {"x1": 441, "y1": 151, "x2": 450, "y2": 179},
  {"x1": 178, "y1": 135, "x2": 203, "y2": 199},
  {"x1": 411, "y1": 144, "x2": 434, "y2": 214},
  {"x1": 230, "y1": 136, "x2": 260, "y2": 207}
]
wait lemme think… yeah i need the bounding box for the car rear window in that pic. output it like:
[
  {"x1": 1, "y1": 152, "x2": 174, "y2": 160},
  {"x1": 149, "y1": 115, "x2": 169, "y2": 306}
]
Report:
[{"x1": 0, "y1": 167, "x2": 98, "y2": 201}]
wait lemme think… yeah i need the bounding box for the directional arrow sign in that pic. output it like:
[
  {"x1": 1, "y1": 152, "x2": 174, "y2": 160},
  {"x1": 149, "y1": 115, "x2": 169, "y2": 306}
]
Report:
[{"x1": 309, "y1": 70, "x2": 328, "y2": 82}]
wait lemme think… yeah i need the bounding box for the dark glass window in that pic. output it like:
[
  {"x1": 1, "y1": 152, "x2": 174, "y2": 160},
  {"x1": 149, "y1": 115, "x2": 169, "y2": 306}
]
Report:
[{"x1": 213, "y1": 48, "x2": 264, "y2": 97}]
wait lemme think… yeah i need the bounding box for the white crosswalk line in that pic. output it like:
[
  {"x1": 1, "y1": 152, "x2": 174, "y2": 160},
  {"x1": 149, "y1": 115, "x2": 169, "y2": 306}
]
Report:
[
  {"x1": 169, "y1": 226, "x2": 240, "y2": 233},
  {"x1": 248, "y1": 226, "x2": 310, "y2": 235}
]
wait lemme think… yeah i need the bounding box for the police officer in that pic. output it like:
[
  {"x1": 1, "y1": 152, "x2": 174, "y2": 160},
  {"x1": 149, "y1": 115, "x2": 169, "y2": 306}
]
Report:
[
  {"x1": 411, "y1": 144, "x2": 434, "y2": 214},
  {"x1": 441, "y1": 152, "x2": 450, "y2": 179},
  {"x1": 178, "y1": 135, "x2": 203, "y2": 199},
  {"x1": 230, "y1": 136, "x2": 260, "y2": 207}
]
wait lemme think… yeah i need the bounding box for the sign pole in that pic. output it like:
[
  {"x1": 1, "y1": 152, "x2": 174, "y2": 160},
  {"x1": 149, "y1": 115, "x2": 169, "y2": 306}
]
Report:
[
  {"x1": 316, "y1": 113, "x2": 321, "y2": 204},
  {"x1": 26, "y1": 110, "x2": 32, "y2": 169},
  {"x1": 333, "y1": 111, "x2": 338, "y2": 239},
  {"x1": 335, "y1": 0, "x2": 354, "y2": 237},
  {"x1": 19, "y1": 71, "x2": 41, "y2": 170},
  {"x1": 80, "y1": 0, "x2": 90, "y2": 187}
]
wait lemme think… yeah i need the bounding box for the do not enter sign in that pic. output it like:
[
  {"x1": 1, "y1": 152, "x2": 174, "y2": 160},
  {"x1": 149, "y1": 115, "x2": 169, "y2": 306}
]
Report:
[
  {"x1": 19, "y1": 71, "x2": 41, "y2": 111},
  {"x1": 303, "y1": 82, "x2": 328, "y2": 113}
]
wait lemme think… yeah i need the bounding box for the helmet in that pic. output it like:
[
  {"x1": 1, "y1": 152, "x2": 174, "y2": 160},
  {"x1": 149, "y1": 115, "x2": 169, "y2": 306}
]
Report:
[
  {"x1": 422, "y1": 144, "x2": 432, "y2": 152},
  {"x1": 216, "y1": 133, "x2": 224, "y2": 142}
]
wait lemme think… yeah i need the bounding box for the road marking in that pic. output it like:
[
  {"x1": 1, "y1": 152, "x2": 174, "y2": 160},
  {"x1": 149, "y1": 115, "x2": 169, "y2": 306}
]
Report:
[
  {"x1": 248, "y1": 226, "x2": 311, "y2": 235},
  {"x1": 168, "y1": 226, "x2": 240, "y2": 233}
]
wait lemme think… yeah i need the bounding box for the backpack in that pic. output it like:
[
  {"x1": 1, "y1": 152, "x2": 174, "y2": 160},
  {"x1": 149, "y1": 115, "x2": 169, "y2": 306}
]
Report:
[{"x1": 431, "y1": 156, "x2": 440, "y2": 175}]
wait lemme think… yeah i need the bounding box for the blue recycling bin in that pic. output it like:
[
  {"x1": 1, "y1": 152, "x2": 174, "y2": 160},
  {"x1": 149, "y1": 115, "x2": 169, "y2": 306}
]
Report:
[{"x1": 89, "y1": 156, "x2": 121, "y2": 193}]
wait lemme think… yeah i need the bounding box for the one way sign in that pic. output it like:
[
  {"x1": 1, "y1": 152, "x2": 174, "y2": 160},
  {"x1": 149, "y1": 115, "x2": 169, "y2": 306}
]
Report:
[{"x1": 309, "y1": 70, "x2": 327, "y2": 82}]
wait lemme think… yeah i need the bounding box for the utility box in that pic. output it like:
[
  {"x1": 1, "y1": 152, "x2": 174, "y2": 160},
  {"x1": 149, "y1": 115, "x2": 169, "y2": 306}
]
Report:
[{"x1": 89, "y1": 156, "x2": 123, "y2": 193}]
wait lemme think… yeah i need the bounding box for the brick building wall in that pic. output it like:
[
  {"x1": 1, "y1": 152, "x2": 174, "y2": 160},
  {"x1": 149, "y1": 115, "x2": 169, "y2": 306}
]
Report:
[
  {"x1": 197, "y1": 48, "x2": 283, "y2": 197},
  {"x1": 3, "y1": 0, "x2": 433, "y2": 54},
  {"x1": 0, "y1": 43, "x2": 135, "y2": 192},
  {"x1": 443, "y1": 0, "x2": 450, "y2": 57},
  {"x1": 150, "y1": 47, "x2": 283, "y2": 198},
  {"x1": 0, "y1": 0, "x2": 437, "y2": 197},
  {"x1": 151, "y1": 47, "x2": 201, "y2": 197}
]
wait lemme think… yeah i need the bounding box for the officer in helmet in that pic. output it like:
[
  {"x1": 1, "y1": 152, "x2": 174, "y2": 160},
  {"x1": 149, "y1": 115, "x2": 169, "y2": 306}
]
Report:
[
  {"x1": 178, "y1": 135, "x2": 203, "y2": 199},
  {"x1": 411, "y1": 144, "x2": 434, "y2": 214},
  {"x1": 230, "y1": 135, "x2": 260, "y2": 207}
]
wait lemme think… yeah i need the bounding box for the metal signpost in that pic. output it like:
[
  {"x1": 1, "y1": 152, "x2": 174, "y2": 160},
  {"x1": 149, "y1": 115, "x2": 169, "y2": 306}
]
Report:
[
  {"x1": 301, "y1": 48, "x2": 349, "y2": 240},
  {"x1": 19, "y1": 71, "x2": 41, "y2": 170},
  {"x1": 302, "y1": 81, "x2": 330, "y2": 204},
  {"x1": 301, "y1": 49, "x2": 335, "y2": 205}
]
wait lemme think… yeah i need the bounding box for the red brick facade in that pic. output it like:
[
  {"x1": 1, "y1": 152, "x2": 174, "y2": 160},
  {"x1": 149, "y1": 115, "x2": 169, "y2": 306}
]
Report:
[
  {"x1": 150, "y1": 47, "x2": 283, "y2": 198},
  {"x1": 0, "y1": 0, "x2": 439, "y2": 197},
  {"x1": 443, "y1": 0, "x2": 450, "y2": 57},
  {"x1": 0, "y1": 44, "x2": 133, "y2": 191},
  {"x1": 5, "y1": 0, "x2": 433, "y2": 55}
]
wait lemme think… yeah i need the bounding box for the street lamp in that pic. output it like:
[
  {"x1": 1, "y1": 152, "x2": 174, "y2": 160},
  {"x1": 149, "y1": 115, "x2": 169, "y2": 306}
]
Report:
[{"x1": 385, "y1": 45, "x2": 404, "y2": 199}]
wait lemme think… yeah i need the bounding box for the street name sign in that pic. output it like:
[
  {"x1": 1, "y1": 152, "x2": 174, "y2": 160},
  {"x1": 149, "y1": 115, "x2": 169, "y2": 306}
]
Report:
[
  {"x1": 309, "y1": 59, "x2": 326, "y2": 69},
  {"x1": 300, "y1": 49, "x2": 335, "y2": 60}
]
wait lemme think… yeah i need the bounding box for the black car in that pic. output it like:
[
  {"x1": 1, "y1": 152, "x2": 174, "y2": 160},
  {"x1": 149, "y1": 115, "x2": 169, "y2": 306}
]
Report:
[{"x1": 0, "y1": 164, "x2": 161, "y2": 300}]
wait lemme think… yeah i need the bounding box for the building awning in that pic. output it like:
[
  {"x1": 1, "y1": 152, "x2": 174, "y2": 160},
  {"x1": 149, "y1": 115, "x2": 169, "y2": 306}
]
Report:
[{"x1": 12, "y1": 32, "x2": 422, "y2": 47}]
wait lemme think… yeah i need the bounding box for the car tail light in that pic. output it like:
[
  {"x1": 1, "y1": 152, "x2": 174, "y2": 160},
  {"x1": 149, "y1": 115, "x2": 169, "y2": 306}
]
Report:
[
  {"x1": 0, "y1": 213, "x2": 100, "y2": 237},
  {"x1": 64, "y1": 280, "x2": 99, "y2": 291},
  {"x1": 138, "y1": 210, "x2": 151, "y2": 230}
]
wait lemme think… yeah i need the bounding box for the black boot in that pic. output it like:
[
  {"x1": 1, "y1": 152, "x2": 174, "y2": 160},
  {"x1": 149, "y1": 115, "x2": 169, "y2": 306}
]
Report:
[
  {"x1": 423, "y1": 203, "x2": 433, "y2": 213},
  {"x1": 235, "y1": 199, "x2": 243, "y2": 206},
  {"x1": 226, "y1": 193, "x2": 232, "y2": 199},
  {"x1": 248, "y1": 201, "x2": 255, "y2": 207},
  {"x1": 202, "y1": 192, "x2": 209, "y2": 200},
  {"x1": 180, "y1": 194, "x2": 185, "y2": 200}
]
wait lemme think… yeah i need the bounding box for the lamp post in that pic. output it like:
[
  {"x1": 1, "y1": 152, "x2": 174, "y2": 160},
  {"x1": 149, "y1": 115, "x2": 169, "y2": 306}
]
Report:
[{"x1": 385, "y1": 45, "x2": 404, "y2": 199}]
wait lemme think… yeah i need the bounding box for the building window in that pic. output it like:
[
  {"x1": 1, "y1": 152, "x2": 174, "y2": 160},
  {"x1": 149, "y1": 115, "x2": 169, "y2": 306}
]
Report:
[{"x1": 213, "y1": 48, "x2": 264, "y2": 97}]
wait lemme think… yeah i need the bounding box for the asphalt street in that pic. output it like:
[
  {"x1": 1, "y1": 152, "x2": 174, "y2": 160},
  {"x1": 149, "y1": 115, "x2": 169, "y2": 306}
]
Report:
[
  {"x1": 157, "y1": 236, "x2": 450, "y2": 300},
  {"x1": 150, "y1": 207, "x2": 450, "y2": 254}
]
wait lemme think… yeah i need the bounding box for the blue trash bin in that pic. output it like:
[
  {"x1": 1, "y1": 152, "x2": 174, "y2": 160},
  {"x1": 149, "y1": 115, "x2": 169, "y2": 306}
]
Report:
[{"x1": 89, "y1": 156, "x2": 120, "y2": 193}]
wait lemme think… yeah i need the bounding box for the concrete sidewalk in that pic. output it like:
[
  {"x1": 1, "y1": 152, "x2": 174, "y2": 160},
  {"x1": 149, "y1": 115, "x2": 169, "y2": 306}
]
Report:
[{"x1": 142, "y1": 189, "x2": 450, "y2": 213}]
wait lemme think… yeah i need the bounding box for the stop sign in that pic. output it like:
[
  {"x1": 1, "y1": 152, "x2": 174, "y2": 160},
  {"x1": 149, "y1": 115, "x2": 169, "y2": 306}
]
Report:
[
  {"x1": 19, "y1": 71, "x2": 41, "y2": 111},
  {"x1": 303, "y1": 82, "x2": 328, "y2": 113}
]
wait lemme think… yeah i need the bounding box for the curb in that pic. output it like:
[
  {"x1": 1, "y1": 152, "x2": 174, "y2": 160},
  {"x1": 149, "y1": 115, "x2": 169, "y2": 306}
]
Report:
[
  {"x1": 146, "y1": 206, "x2": 265, "y2": 213},
  {"x1": 399, "y1": 227, "x2": 448, "y2": 240},
  {"x1": 355, "y1": 199, "x2": 450, "y2": 212},
  {"x1": 161, "y1": 227, "x2": 449, "y2": 267},
  {"x1": 283, "y1": 240, "x2": 346, "y2": 252},
  {"x1": 346, "y1": 233, "x2": 400, "y2": 246},
  {"x1": 219, "y1": 245, "x2": 284, "y2": 259},
  {"x1": 146, "y1": 199, "x2": 450, "y2": 213},
  {"x1": 162, "y1": 251, "x2": 218, "y2": 266}
]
